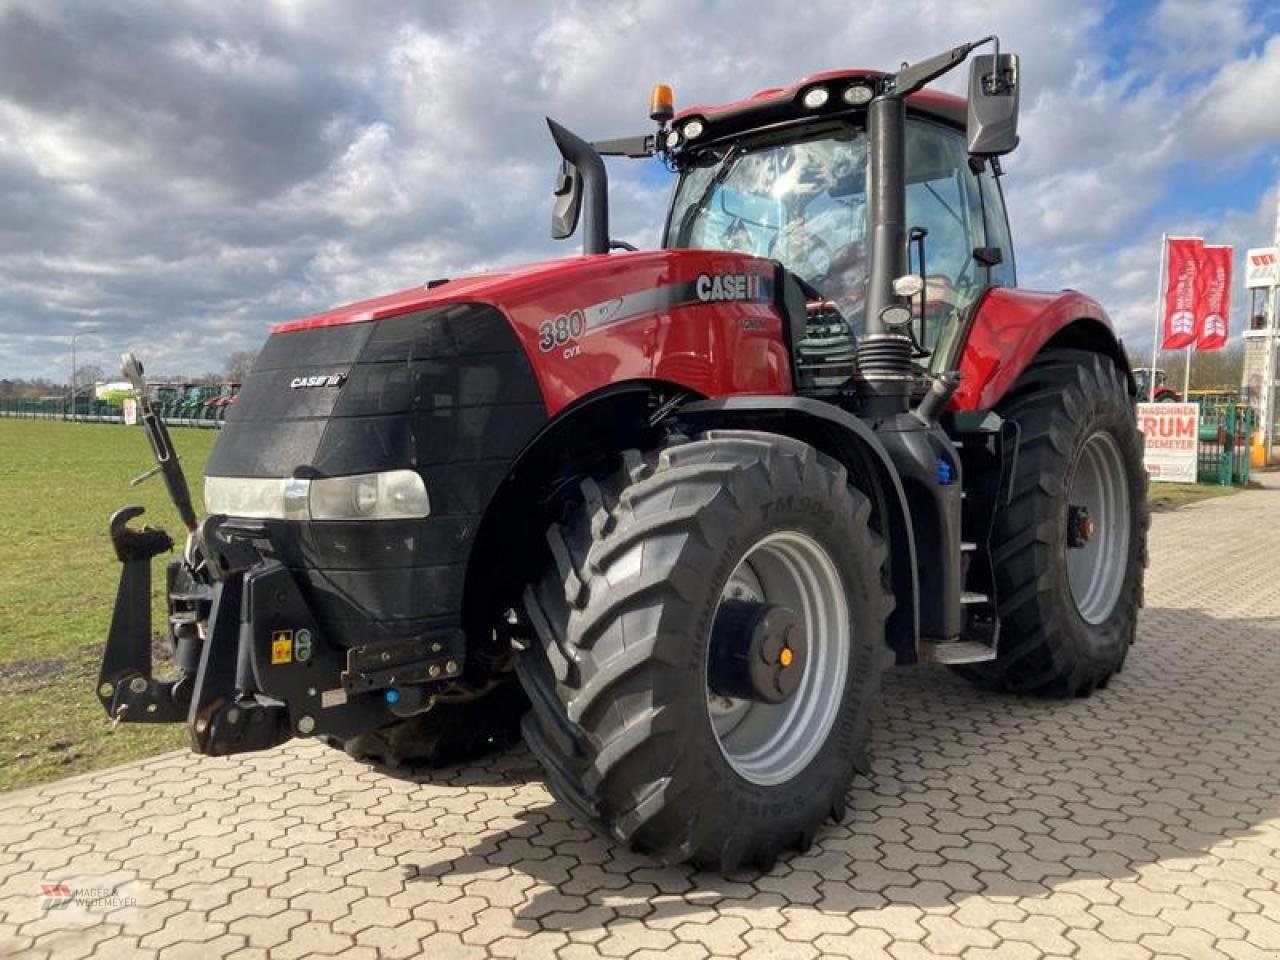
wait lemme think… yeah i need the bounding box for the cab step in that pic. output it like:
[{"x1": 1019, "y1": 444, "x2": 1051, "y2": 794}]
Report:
[{"x1": 921, "y1": 639, "x2": 998, "y2": 665}]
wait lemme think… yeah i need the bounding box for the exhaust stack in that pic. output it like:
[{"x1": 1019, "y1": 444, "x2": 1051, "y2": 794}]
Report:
[{"x1": 547, "y1": 118, "x2": 609, "y2": 256}]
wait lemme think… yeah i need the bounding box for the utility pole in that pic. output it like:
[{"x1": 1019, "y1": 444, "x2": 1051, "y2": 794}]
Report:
[
  {"x1": 69, "y1": 332, "x2": 77, "y2": 420},
  {"x1": 1266, "y1": 190, "x2": 1280, "y2": 458}
]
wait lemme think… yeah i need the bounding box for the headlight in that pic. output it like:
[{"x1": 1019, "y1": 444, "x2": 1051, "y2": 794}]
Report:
[
  {"x1": 843, "y1": 83, "x2": 873, "y2": 105},
  {"x1": 202, "y1": 477, "x2": 309, "y2": 520},
  {"x1": 309, "y1": 470, "x2": 430, "y2": 520},
  {"x1": 683, "y1": 119, "x2": 704, "y2": 140},
  {"x1": 801, "y1": 86, "x2": 829, "y2": 109},
  {"x1": 204, "y1": 470, "x2": 430, "y2": 521}
]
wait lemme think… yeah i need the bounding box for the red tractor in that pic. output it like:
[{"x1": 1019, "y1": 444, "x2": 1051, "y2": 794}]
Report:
[
  {"x1": 100, "y1": 39, "x2": 1146, "y2": 872},
  {"x1": 1134, "y1": 367, "x2": 1179, "y2": 402}
]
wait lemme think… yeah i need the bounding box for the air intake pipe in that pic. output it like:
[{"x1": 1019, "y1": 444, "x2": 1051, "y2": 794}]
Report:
[{"x1": 856, "y1": 93, "x2": 914, "y2": 417}]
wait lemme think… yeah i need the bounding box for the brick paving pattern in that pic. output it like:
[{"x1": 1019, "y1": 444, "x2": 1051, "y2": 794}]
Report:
[{"x1": 2, "y1": 476, "x2": 1279, "y2": 959}]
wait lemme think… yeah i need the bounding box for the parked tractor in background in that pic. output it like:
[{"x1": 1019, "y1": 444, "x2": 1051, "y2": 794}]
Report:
[
  {"x1": 99, "y1": 39, "x2": 1147, "y2": 872},
  {"x1": 1134, "y1": 367, "x2": 1179, "y2": 402}
]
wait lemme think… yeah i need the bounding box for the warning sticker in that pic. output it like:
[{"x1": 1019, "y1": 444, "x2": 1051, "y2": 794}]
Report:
[{"x1": 270, "y1": 630, "x2": 293, "y2": 665}]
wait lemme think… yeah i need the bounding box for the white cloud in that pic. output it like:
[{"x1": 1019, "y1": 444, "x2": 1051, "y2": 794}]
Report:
[
  {"x1": 0, "y1": 0, "x2": 1276, "y2": 379},
  {"x1": 1185, "y1": 34, "x2": 1280, "y2": 153},
  {"x1": 1150, "y1": 0, "x2": 1262, "y2": 73}
]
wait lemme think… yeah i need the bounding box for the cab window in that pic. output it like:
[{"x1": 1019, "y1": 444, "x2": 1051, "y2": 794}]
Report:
[
  {"x1": 978, "y1": 162, "x2": 1016, "y2": 287},
  {"x1": 903, "y1": 119, "x2": 986, "y2": 359},
  {"x1": 666, "y1": 127, "x2": 869, "y2": 328}
]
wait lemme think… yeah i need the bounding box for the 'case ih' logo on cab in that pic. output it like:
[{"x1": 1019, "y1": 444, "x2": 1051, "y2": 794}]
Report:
[
  {"x1": 290, "y1": 374, "x2": 347, "y2": 389},
  {"x1": 695, "y1": 273, "x2": 766, "y2": 302}
]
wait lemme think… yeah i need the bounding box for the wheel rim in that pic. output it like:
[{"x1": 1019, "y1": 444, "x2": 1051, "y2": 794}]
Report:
[
  {"x1": 707, "y1": 530, "x2": 849, "y2": 786},
  {"x1": 1065, "y1": 430, "x2": 1131, "y2": 624}
]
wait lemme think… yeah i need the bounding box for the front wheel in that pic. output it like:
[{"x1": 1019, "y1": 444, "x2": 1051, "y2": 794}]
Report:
[
  {"x1": 955, "y1": 349, "x2": 1148, "y2": 697},
  {"x1": 516, "y1": 430, "x2": 893, "y2": 871}
]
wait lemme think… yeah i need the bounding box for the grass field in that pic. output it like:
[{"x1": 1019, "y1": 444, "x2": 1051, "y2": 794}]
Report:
[
  {"x1": 0, "y1": 420, "x2": 1249, "y2": 792},
  {"x1": 1148, "y1": 481, "x2": 1243, "y2": 511},
  {"x1": 0, "y1": 420, "x2": 217, "y2": 792}
]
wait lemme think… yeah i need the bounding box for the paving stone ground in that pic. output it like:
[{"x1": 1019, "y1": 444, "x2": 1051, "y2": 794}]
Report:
[{"x1": 3, "y1": 476, "x2": 1280, "y2": 960}]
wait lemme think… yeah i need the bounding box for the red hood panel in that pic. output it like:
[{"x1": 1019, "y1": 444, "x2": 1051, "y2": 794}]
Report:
[
  {"x1": 274, "y1": 250, "x2": 784, "y2": 334},
  {"x1": 273, "y1": 257, "x2": 580, "y2": 333},
  {"x1": 271, "y1": 248, "x2": 793, "y2": 416}
]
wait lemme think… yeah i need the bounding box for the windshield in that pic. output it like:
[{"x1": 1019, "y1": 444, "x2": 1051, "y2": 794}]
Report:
[{"x1": 665, "y1": 128, "x2": 869, "y2": 328}]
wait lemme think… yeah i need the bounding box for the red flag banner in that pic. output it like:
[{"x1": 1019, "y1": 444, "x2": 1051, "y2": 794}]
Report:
[
  {"x1": 1161, "y1": 236, "x2": 1204, "y2": 350},
  {"x1": 1195, "y1": 244, "x2": 1232, "y2": 351}
]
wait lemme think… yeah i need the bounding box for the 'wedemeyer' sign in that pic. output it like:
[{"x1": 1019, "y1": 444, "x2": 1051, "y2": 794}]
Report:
[{"x1": 1137, "y1": 403, "x2": 1198, "y2": 484}]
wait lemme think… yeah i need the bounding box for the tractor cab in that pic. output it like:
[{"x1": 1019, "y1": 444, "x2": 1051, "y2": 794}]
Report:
[
  {"x1": 1134, "y1": 367, "x2": 1178, "y2": 402},
  {"x1": 665, "y1": 70, "x2": 1013, "y2": 371},
  {"x1": 556, "y1": 44, "x2": 1022, "y2": 416},
  {"x1": 660, "y1": 80, "x2": 1016, "y2": 390}
]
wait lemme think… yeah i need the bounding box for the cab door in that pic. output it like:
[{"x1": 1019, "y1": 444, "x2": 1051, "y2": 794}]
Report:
[{"x1": 903, "y1": 118, "x2": 987, "y2": 366}]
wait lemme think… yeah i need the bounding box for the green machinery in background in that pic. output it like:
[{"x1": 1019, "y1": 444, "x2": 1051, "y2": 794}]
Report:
[{"x1": 1196, "y1": 399, "x2": 1254, "y2": 486}]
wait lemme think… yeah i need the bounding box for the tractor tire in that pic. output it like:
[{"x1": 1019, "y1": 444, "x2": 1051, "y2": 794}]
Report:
[
  {"x1": 516, "y1": 430, "x2": 893, "y2": 871},
  {"x1": 954, "y1": 349, "x2": 1148, "y2": 697},
  {"x1": 327, "y1": 681, "x2": 528, "y2": 771}
]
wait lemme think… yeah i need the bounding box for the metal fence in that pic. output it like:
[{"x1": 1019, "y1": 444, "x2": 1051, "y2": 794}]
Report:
[
  {"x1": 0, "y1": 398, "x2": 1262, "y2": 483},
  {"x1": 1197, "y1": 401, "x2": 1253, "y2": 486},
  {"x1": 0, "y1": 398, "x2": 224, "y2": 428}
]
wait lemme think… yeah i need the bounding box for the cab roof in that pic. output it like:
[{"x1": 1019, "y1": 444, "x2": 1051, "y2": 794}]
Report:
[{"x1": 671, "y1": 69, "x2": 966, "y2": 144}]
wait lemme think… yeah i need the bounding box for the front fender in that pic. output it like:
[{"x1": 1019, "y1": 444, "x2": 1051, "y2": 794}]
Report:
[
  {"x1": 676, "y1": 395, "x2": 920, "y2": 663},
  {"x1": 952, "y1": 288, "x2": 1128, "y2": 411}
]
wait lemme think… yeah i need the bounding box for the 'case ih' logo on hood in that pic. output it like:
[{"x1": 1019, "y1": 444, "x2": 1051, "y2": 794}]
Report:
[
  {"x1": 290, "y1": 374, "x2": 347, "y2": 389},
  {"x1": 695, "y1": 273, "x2": 767, "y2": 302}
]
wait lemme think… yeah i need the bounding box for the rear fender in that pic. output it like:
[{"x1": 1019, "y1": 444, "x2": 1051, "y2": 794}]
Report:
[
  {"x1": 676, "y1": 396, "x2": 920, "y2": 663},
  {"x1": 952, "y1": 288, "x2": 1133, "y2": 411}
]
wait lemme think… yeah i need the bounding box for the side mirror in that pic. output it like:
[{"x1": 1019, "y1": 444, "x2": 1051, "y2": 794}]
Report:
[
  {"x1": 966, "y1": 53, "x2": 1020, "y2": 156},
  {"x1": 551, "y1": 157, "x2": 583, "y2": 240}
]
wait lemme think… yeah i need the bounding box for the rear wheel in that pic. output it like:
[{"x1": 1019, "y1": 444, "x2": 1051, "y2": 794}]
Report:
[
  {"x1": 516, "y1": 430, "x2": 893, "y2": 871},
  {"x1": 955, "y1": 349, "x2": 1148, "y2": 696}
]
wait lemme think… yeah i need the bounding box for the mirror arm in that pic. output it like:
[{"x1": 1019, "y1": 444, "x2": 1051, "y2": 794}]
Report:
[
  {"x1": 891, "y1": 36, "x2": 996, "y2": 97},
  {"x1": 592, "y1": 134, "x2": 657, "y2": 158}
]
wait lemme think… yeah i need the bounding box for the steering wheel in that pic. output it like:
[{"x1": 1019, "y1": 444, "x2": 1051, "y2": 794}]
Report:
[
  {"x1": 770, "y1": 226, "x2": 834, "y2": 286},
  {"x1": 721, "y1": 217, "x2": 752, "y2": 253}
]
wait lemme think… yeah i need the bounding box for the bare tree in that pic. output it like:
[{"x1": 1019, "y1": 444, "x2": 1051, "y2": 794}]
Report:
[
  {"x1": 224, "y1": 350, "x2": 258, "y2": 381},
  {"x1": 1126, "y1": 345, "x2": 1244, "y2": 396},
  {"x1": 73, "y1": 363, "x2": 105, "y2": 392}
]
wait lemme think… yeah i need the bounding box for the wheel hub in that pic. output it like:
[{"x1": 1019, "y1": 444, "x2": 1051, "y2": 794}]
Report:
[
  {"x1": 1067, "y1": 504, "x2": 1095, "y2": 548},
  {"x1": 705, "y1": 529, "x2": 849, "y2": 787},
  {"x1": 1065, "y1": 431, "x2": 1131, "y2": 624},
  {"x1": 709, "y1": 600, "x2": 808, "y2": 704}
]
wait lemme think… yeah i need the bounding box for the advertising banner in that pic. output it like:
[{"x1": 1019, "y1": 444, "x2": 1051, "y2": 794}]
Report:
[
  {"x1": 1137, "y1": 402, "x2": 1199, "y2": 483},
  {"x1": 1195, "y1": 244, "x2": 1232, "y2": 352},
  {"x1": 1161, "y1": 237, "x2": 1203, "y2": 350},
  {"x1": 122, "y1": 398, "x2": 138, "y2": 426},
  {"x1": 1245, "y1": 247, "x2": 1279, "y2": 289}
]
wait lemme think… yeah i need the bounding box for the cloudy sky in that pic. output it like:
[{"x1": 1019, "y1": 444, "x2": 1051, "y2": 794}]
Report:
[{"x1": 1, "y1": 0, "x2": 1278, "y2": 381}]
